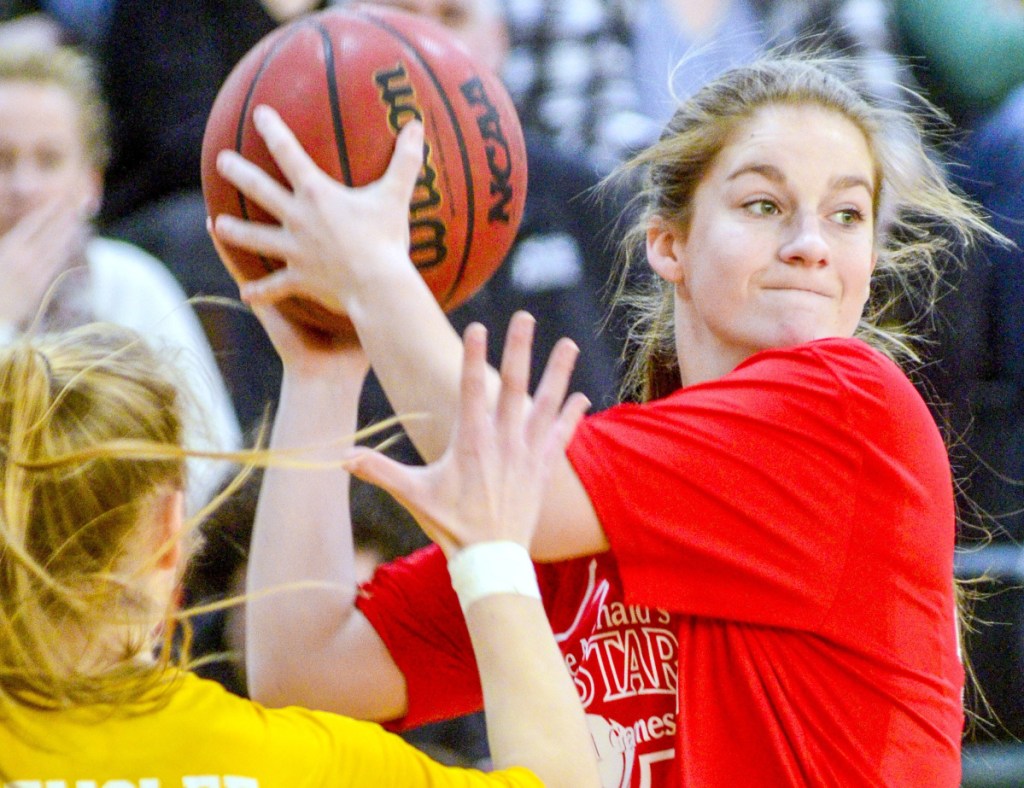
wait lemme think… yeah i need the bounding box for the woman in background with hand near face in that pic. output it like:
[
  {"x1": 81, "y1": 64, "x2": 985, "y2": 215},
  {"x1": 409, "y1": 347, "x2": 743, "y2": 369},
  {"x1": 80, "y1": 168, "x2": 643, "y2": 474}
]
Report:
[{"x1": 0, "y1": 44, "x2": 241, "y2": 514}]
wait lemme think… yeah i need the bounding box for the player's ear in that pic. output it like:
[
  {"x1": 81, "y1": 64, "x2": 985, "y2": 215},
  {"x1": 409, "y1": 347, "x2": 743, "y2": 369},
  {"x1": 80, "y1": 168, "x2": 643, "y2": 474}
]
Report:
[
  {"x1": 152, "y1": 487, "x2": 184, "y2": 571},
  {"x1": 646, "y1": 216, "x2": 686, "y2": 284}
]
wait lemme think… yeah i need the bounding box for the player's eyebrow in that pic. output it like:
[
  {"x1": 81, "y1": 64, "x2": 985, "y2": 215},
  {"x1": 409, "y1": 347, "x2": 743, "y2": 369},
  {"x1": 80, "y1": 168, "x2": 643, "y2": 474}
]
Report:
[
  {"x1": 727, "y1": 163, "x2": 873, "y2": 194},
  {"x1": 830, "y1": 173, "x2": 874, "y2": 194},
  {"x1": 727, "y1": 162, "x2": 786, "y2": 184}
]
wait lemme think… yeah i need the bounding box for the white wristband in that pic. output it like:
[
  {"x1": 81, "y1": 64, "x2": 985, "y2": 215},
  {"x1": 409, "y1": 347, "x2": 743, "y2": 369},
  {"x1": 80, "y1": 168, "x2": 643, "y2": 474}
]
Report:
[{"x1": 448, "y1": 541, "x2": 541, "y2": 613}]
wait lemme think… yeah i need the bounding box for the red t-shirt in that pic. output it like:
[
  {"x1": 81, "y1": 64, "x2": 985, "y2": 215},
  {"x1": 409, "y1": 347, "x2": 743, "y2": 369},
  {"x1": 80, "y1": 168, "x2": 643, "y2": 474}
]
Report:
[
  {"x1": 357, "y1": 547, "x2": 680, "y2": 787},
  {"x1": 567, "y1": 338, "x2": 963, "y2": 786}
]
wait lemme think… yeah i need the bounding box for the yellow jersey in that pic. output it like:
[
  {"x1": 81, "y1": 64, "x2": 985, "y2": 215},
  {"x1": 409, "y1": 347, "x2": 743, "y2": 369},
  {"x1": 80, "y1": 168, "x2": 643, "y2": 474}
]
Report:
[{"x1": 0, "y1": 671, "x2": 543, "y2": 788}]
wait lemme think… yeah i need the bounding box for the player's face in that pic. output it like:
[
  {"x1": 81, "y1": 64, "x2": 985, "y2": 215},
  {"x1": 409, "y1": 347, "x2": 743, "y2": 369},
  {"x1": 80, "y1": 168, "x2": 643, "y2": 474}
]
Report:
[
  {"x1": 649, "y1": 103, "x2": 877, "y2": 383},
  {"x1": 0, "y1": 80, "x2": 98, "y2": 236},
  {"x1": 366, "y1": 0, "x2": 505, "y2": 72}
]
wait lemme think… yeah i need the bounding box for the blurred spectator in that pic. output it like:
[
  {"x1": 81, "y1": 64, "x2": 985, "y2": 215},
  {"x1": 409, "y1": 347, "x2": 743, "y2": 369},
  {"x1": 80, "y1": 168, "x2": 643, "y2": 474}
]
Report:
[
  {"x1": 632, "y1": 0, "x2": 910, "y2": 131},
  {"x1": 0, "y1": 42, "x2": 241, "y2": 513},
  {"x1": 0, "y1": 0, "x2": 64, "y2": 48},
  {"x1": 888, "y1": 0, "x2": 1024, "y2": 754},
  {"x1": 888, "y1": 0, "x2": 1024, "y2": 543},
  {"x1": 631, "y1": 0, "x2": 762, "y2": 129},
  {"x1": 0, "y1": 0, "x2": 111, "y2": 50},
  {"x1": 501, "y1": 0, "x2": 659, "y2": 170},
  {"x1": 100, "y1": 0, "x2": 322, "y2": 227},
  {"x1": 892, "y1": 0, "x2": 1024, "y2": 129},
  {"x1": 97, "y1": 0, "x2": 325, "y2": 431},
  {"x1": 500, "y1": 0, "x2": 908, "y2": 169}
]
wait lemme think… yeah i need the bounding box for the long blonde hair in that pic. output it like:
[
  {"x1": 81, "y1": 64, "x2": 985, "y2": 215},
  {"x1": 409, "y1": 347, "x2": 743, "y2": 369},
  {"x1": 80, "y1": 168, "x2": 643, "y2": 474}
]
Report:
[
  {"x1": 0, "y1": 323, "x2": 189, "y2": 713},
  {"x1": 612, "y1": 53, "x2": 997, "y2": 403},
  {"x1": 0, "y1": 321, "x2": 383, "y2": 720}
]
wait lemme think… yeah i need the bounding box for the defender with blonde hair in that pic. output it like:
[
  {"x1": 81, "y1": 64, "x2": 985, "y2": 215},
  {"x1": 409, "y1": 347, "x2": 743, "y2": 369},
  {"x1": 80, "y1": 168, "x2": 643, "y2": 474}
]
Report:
[
  {"x1": 0, "y1": 325, "x2": 186, "y2": 713},
  {"x1": 213, "y1": 51, "x2": 998, "y2": 786},
  {"x1": 0, "y1": 320, "x2": 600, "y2": 787}
]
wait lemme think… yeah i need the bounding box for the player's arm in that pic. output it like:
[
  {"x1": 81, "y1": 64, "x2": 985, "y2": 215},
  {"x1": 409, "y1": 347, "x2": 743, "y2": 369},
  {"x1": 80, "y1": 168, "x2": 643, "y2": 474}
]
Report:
[
  {"x1": 234, "y1": 288, "x2": 409, "y2": 720},
  {"x1": 212, "y1": 109, "x2": 609, "y2": 560},
  {"x1": 347, "y1": 313, "x2": 601, "y2": 787}
]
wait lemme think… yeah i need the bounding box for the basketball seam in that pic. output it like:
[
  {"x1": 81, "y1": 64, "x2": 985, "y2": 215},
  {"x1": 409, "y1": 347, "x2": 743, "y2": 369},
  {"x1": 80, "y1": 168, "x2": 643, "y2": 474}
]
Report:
[
  {"x1": 236, "y1": 19, "x2": 344, "y2": 330},
  {"x1": 314, "y1": 21, "x2": 354, "y2": 187},
  {"x1": 235, "y1": 23, "x2": 304, "y2": 274}
]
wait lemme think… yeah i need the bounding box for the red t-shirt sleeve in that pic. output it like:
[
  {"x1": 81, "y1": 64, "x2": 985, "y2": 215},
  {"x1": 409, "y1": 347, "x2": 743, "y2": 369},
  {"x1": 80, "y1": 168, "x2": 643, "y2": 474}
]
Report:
[
  {"x1": 566, "y1": 339, "x2": 888, "y2": 629},
  {"x1": 355, "y1": 544, "x2": 483, "y2": 730},
  {"x1": 355, "y1": 545, "x2": 566, "y2": 731}
]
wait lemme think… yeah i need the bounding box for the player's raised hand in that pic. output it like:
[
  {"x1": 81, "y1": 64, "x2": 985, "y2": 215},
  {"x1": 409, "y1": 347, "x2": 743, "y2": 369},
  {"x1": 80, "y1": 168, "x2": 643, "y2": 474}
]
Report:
[
  {"x1": 345, "y1": 311, "x2": 590, "y2": 556},
  {"x1": 211, "y1": 106, "x2": 424, "y2": 316}
]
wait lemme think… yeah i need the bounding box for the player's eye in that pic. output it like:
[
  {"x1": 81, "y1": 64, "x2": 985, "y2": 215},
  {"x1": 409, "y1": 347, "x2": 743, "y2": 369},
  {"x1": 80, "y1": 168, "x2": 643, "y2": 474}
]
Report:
[
  {"x1": 744, "y1": 199, "x2": 780, "y2": 217},
  {"x1": 832, "y1": 208, "x2": 864, "y2": 226}
]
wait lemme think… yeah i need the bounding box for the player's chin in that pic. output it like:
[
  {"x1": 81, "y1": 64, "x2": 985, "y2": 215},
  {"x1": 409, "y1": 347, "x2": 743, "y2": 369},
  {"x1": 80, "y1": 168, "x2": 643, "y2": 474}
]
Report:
[{"x1": 768, "y1": 316, "x2": 846, "y2": 349}]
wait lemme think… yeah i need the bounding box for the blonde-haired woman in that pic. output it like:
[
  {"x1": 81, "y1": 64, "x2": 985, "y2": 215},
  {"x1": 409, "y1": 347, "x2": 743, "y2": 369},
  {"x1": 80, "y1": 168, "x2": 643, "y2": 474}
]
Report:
[{"x1": 0, "y1": 318, "x2": 598, "y2": 787}]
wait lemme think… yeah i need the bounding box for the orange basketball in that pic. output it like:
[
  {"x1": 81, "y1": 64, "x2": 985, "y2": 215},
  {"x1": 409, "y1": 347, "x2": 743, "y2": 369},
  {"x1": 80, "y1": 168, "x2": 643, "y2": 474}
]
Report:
[{"x1": 201, "y1": 4, "x2": 527, "y2": 337}]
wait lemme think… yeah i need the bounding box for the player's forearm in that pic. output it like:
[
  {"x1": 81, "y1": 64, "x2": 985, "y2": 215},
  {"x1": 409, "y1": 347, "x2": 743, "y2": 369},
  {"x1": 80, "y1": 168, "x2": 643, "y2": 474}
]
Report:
[
  {"x1": 344, "y1": 261, "x2": 499, "y2": 462},
  {"x1": 345, "y1": 268, "x2": 612, "y2": 560},
  {"x1": 245, "y1": 360, "x2": 363, "y2": 705},
  {"x1": 466, "y1": 594, "x2": 600, "y2": 788}
]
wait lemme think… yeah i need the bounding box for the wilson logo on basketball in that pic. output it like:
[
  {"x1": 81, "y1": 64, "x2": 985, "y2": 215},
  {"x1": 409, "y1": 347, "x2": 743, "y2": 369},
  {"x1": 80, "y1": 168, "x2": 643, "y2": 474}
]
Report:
[
  {"x1": 375, "y1": 62, "x2": 448, "y2": 271},
  {"x1": 460, "y1": 76, "x2": 515, "y2": 224}
]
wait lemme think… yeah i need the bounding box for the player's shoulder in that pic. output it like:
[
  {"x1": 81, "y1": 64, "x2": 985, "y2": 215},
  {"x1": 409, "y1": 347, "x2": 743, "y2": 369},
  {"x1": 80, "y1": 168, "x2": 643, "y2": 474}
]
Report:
[
  {"x1": 360, "y1": 543, "x2": 449, "y2": 598},
  {"x1": 737, "y1": 337, "x2": 907, "y2": 391},
  {"x1": 723, "y1": 338, "x2": 926, "y2": 432}
]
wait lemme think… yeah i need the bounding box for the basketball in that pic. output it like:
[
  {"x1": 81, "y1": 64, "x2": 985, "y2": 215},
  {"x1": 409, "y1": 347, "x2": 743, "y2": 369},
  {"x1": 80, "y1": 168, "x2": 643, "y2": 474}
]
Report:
[{"x1": 200, "y1": 4, "x2": 527, "y2": 336}]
